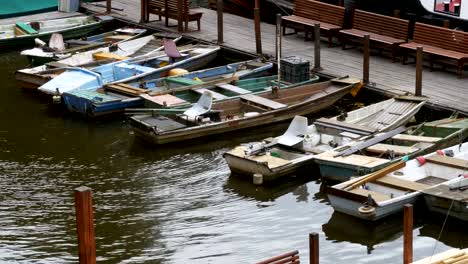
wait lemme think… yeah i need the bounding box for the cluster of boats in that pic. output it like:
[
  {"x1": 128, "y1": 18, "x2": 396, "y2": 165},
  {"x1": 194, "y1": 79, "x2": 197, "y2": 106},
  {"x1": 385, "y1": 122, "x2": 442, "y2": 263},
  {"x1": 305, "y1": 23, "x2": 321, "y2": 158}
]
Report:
[{"x1": 10, "y1": 15, "x2": 467, "y2": 224}]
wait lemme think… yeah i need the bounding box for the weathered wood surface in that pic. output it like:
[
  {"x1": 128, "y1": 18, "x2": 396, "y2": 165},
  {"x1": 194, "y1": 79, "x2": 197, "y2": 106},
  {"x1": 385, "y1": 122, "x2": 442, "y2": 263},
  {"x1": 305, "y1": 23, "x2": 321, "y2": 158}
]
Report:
[
  {"x1": 0, "y1": 11, "x2": 82, "y2": 25},
  {"x1": 82, "y1": 0, "x2": 468, "y2": 114}
]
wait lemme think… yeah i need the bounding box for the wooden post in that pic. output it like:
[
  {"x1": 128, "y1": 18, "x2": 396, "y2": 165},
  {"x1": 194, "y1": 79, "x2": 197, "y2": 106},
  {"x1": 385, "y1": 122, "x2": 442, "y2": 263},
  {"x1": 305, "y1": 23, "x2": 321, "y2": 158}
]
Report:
[
  {"x1": 140, "y1": 0, "x2": 146, "y2": 23},
  {"x1": 106, "y1": 0, "x2": 112, "y2": 14},
  {"x1": 403, "y1": 204, "x2": 413, "y2": 264},
  {"x1": 415, "y1": 46, "x2": 423, "y2": 96},
  {"x1": 177, "y1": 0, "x2": 183, "y2": 32},
  {"x1": 309, "y1": 233, "x2": 319, "y2": 264},
  {"x1": 217, "y1": 0, "x2": 223, "y2": 44},
  {"x1": 276, "y1": 14, "x2": 282, "y2": 59},
  {"x1": 313, "y1": 23, "x2": 322, "y2": 71},
  {"x1": 254, "y1": 0, "x2": 262, "y2": 55},
  {"x1": 338, "y1": 0, "x2": 344, "y2": 6},
  {"x1": 443, "y1": 20, "x2": 450, "y2": 28},
  {"x1": 363, "y1": 34, "x2": 370, "y2": 84},
  {"x1": 75, "y1": 186, "x2": 96, "y2": 264}
]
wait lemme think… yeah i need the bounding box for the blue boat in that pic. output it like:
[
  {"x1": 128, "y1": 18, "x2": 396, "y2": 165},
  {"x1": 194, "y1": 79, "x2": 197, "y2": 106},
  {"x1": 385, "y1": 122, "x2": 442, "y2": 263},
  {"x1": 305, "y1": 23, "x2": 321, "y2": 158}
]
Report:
[
  {"x1": 37, "y1": 42, "x2": 221, "y2": 96},
  {"x1": 62, "y1": 60, "x2": 274, "y2": 117}
]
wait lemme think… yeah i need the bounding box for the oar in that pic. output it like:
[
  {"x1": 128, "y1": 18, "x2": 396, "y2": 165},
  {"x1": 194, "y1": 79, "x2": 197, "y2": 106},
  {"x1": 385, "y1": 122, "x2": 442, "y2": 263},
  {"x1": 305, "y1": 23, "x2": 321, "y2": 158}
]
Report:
[{"x1": 343, "y1": 160, "x2": 406, "y2": 191}]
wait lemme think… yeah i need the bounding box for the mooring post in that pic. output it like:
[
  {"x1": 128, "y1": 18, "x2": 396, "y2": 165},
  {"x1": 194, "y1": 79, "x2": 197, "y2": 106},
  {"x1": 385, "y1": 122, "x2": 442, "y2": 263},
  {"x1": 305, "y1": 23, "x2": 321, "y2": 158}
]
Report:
[
  {"x1": 309, "y1": 233, "x2": 319, "y2": 264},
  {"x1": 403, "y1": 204, "x2": 413, "y2": 264},
  {"x1": 217, "y1": 0, "x2": 224, "y2": 44},
  {"x1": 276, "y1": 14, "x2": 282, "y2": 59},
  {"x1": 415, "y1": 46, "x2": 423, "y2": 96},
  {"x1": 106, "y1": 0, "x2": 112, "y2": 14},
  {"x1": 254, "y1": 0, "x2": 262, "y2": 55},
  {"x1": 177, "y1": 0, "x2": 183, "y2": 32},
  {"x1": 140, "y1": 0, "x2": 146, "y2": 23},
  {"x1": 313, "y1": 23, "x2": 322, "y2": 71},
  {"x1": 363, "y1": 34, "x2": 370, "y2": 84},
  {"x1": 75, "y1": 186, "x2": 96, "y2": 264}
]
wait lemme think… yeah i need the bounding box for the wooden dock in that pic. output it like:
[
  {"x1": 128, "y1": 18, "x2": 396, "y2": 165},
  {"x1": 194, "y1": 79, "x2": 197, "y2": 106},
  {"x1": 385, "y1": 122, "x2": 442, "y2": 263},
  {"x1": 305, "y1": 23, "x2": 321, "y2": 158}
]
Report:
[
  {"x1": 0, "y1": 11, "x2": 82, "y2": 25},
  {"x1": 82, "y1": 0, "x2": 468, "y2": 114}
]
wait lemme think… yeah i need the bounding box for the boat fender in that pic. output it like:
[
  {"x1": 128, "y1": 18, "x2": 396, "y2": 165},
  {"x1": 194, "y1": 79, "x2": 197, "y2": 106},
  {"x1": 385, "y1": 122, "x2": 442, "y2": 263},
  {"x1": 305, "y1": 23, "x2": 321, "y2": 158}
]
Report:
[
  {"x1": 52, "y1": 95, "x2": 61, "y2": 104},
  {"x1": 253, "y1": 173, "x2": 263, "y2": 185},
  {"x1": 402, "y1": 155, "x2": 409, "y2": 162},
  {"x1": 416, "y1": 156, "x2": 426, "y2": 166},
  {"x1": 436, "y1": 149, "x2": 445, "y2": 155},
  {"x1": 358, "y1": 205, "x2": 376, "y2": 216}
]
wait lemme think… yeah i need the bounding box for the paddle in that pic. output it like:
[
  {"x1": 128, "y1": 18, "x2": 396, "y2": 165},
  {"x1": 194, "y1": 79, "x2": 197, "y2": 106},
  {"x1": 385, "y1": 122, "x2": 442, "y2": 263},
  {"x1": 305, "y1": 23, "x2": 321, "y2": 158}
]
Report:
[{"x1": 343, "y1": 160, "x2": 406, "y2": 191}]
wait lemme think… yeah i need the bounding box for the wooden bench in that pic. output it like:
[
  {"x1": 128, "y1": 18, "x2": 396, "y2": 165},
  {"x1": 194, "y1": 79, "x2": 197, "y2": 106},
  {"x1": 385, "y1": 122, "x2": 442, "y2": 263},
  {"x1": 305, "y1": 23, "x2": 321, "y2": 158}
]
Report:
[
  {"x1": 400, "y1": 22, "x2": 468, "y2": 78},
  {"x1": 340, "y1": 9, "x2": 409, "y2": 62},
  {"x1": 281, "y1": 0, "x2": 345, "y2": 47},
  {"x1": 425, "y1": 154, "x2": 468, "y2": 169},
  {"x1": 144, "y1": 0, "x2": 203, "y2": 31},
  {"x1": 192, "y1": 88, "x2": 228, "y2": 100},
  {"x1": 376, "y1": 176, "x2": 431, "y2": 192},
  {"x1": 256, "y1": 250, "x2": 300, "y2": 264},
  {"x1": 216, "y1": 83, "x2": 251, "y2": 94}
]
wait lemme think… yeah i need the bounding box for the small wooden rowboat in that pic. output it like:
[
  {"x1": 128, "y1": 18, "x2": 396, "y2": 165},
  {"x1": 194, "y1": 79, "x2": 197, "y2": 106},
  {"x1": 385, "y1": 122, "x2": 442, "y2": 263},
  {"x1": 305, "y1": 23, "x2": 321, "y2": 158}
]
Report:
[
  {"x1": 315, "y1": 117, "x2": 468, "y2": 182},
  {"x1": 223, "y1": 96, "x2": 424, "y2": 183},
  {"x1": 20, "y1": 28, "x2": 147, "y2": 66},
  {"x1": 0, "y1": 15, "x2": 105, "y2": 48},
  {"x1": 15, "y1": 34, "x2": 181, "y2": 89},
  {"x1": 62, "y1": 60, "x2": 275, "y2": 117},
  {"x1": 327, "y1": 142, "x2": 468, "y2": 221},
  {"x1": 128, "y1": 77, "x2": 361, "y2": 145},
  {"x1": 37, "y1": 43, "x2": 220, "y2": 95}
]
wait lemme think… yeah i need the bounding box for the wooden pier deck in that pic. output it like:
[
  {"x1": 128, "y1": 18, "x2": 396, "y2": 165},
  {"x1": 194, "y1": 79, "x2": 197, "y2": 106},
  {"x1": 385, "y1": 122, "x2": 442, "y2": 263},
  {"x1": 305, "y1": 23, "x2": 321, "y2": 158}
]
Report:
[{"x1": 82, "y1": 0, "x2": 468, "y2": 114}]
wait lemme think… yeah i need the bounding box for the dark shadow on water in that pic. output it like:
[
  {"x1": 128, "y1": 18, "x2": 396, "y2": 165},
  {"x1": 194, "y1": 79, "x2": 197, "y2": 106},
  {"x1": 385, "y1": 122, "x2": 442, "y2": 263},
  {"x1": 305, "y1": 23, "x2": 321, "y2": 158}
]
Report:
[{"x1": 418, "y1": 212, "x2": 468, "y2": 248}]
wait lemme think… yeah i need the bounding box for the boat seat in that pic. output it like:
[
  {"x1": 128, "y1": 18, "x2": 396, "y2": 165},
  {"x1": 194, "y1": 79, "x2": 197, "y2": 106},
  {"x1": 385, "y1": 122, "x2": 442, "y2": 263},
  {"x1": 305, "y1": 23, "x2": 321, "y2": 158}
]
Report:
[
  {"x1": 183, "y1": 91, "x2": 213, "y2": 118},
  {"x1": 349, "y1": 188, "x2": 391, "y2": 202},
  {"x1": 376, "y1": 176, "x2": 431, "y2": 191},
  {"x1": 315, "y1": 117, "x2": 377, "y2": 136},
  {"x1": 365, "y1": 143, "x2": 420, "y2": 155},
  {"x1": 15, "y1": 22, "x2": 38, "y2": 35},
  {"x1": 192, "y1": 88, "x2": 228, "y2": 100},
  {"x1": 140, "y1": 93, "x2": 188, "y2": 107},
  {"x1": 165, "y1": 77, "x2": 202, "y2": 86},
  {"x1": 425, "y1": 155, "x2": 468, "y2": 170},
  {"x1": 240, "y1": 94, "x2": 287, "y2": 110},
  {"x1": 391, "y1": 134, "x2": 441, "y2": 143},
  {"x1": 216, "y1": 83, "x2": 251, "y2": 94}
]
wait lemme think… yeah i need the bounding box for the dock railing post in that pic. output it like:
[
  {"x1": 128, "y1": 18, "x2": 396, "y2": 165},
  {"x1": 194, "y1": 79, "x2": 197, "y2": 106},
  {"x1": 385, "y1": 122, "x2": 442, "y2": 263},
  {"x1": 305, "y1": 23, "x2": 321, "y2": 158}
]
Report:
[
  {"x1": 254, "y1": 0, "x2": 262, "y2": 55},
  {"x1": 309, "y1": 233, "x2": 319, "y2": 264},
  {"x1": 140, "y1": 0, "x2": 146, "y2": 23},
  {"x1": 313, "y1": 23, "x2": 322, "y2": 71},
  {"x1": 74, "y1": 186, "x2": 96, "y2": 264},
  {"x1": 403, "y1": 204, "x2": 413, "y2": 264},
  {"x1": 217, "y1": 0, "x2": 224, "y2": 44},
  {"x1": 415, "y1": 46, "x2": 423, "y2": 96},
  {"x1": 177, "y1": 0, "x2": 183, "y2": 32},
  {"x1": 276, "y1": 14, "x2": 282, "y2": 59},
  {"x1": 106, "y1": 0, "x2": 112, "y2": 14},
  {"x1": 363, "y1": 34, "x2": 370, "y2": 84}
]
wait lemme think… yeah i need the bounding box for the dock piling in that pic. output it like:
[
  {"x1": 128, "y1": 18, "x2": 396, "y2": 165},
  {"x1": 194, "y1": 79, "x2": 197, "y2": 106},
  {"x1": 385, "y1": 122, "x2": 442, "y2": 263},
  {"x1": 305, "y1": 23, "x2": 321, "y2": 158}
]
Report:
[
  {"x1": 313, "y1": 23, "x2": 322, "y2": 71},
  {"x1": 177, "y1": 0, "x2": 183, "y2": 32},
  {"x1": 254, "y1": 0, "x2": 262, "y2": 55},
  {"x1": 106, "y1": 0, "x2": 112, "y2": 14},
  {"x1": 309, "y1": 233, "x2": 319, "y2": 264},
  {"x1": 403, "y1": 204, "x2": 413, "y2": 264},
  {"x1": 276, "y1": 14, "x2": 282, "y2": 59},
  {"x1": 74, "y1": 186, "x2": 96, "y2": 264},
  {"x1": 363, "y1": 34, "x2": 370, "y2": 84},
  {"x1": 217, "y1": 0, "x2": 224, "y2": 44},
  {"x1": 415, "y1": 46, "x2": 423, "y2": 96}
]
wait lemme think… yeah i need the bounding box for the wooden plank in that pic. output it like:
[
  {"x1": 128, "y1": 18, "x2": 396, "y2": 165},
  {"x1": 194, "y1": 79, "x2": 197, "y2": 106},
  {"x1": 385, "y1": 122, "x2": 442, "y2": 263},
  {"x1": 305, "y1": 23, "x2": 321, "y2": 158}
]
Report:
[
  {"x1": 349, "y1": 188, "x2": 391, "y2": 202},
  {"x1": 240, "y1": 94, "x2": 287, "y2": 110},
  {"x1": 366, "y1": 143, "x2": 419, "y2": 155},
  {"x1": 192, "y1": 88, "x2": 228, "y2": 100},
  {"x1": 392, "y1": 134, "x2": 441, "y2": 143},
  {"x1": 343, "y1": 161, "x2": 406, "y2": 191},
  {"x1": 425, "y1": 155, "x2": 468, "y2": 170},
  {"x1": 216, "y1": 83, "x2": 251, "y2": 94},
  {"x1": 376, "y1": 176, "x2": 431, "y2": 191},
  {"x1": 140, "y1": 93, "x2": 187, "y2": 106},
  {"x1": 315, "y1": 117, "x2": 377, "y2": 135},
  {"x1": 105, "y1": 84, "x2": 148, "y2": 96}
]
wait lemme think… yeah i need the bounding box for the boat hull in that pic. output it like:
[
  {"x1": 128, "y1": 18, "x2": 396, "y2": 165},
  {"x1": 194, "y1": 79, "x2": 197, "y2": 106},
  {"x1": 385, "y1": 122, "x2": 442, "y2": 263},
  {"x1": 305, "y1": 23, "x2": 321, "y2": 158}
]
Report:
[{"x1": 423, "y1": 195, "x2": 468, "y2": 221}]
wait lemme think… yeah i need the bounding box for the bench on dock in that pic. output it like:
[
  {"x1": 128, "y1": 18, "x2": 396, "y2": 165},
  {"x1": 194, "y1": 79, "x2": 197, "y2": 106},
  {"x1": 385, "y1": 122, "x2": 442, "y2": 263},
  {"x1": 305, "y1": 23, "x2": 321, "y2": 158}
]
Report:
[
  {"x1": 281, "y1": 0, "x2": 345, "y2": 46},
  {"x1": 340, "y1": 10, "x2": 409, "y2": 62},
  {"x1": 144, "y1": 0, "x2": 203, "y2": 31},
  {"x1": 400, "y1": 22, "x2": 468, "y2": 78},
  {"x1": 256, "y1": 250, "x2": 300, "y2": 264},
  {"x1": 240, "y1": 94, "x2": 287, "y2": 110}
]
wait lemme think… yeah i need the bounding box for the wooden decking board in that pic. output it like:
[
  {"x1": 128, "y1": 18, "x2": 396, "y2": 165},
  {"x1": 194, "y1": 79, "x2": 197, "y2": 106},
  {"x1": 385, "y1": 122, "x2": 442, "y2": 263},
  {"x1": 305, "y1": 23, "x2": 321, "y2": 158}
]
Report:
[
  {"x1": 192, "y1": 88, "x2": 228, "y2": 100},
  {"x1": 82, "y1": 1, "x2": 468, "y2": 114}
]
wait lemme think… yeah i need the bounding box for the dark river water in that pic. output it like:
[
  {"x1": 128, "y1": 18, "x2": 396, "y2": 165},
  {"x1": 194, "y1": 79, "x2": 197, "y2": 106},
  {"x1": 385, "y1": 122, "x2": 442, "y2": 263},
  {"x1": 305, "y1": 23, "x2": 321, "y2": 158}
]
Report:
[{"x1": 1, "y1": 50, "x2": 467, "y2": 264}]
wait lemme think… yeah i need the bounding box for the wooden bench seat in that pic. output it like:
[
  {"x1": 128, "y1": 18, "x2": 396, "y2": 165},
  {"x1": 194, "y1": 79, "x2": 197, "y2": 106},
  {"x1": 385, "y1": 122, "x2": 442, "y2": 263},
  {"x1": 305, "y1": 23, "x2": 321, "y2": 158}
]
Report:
[
  {"x1": 376, "y1": 176, "x2": 431, "y2": 192},
  {"x1": 340, "y1": 9, "x2": 409, "y2": 62},
  {"x1": 314, "y1": 117, "x2": 377, "y2": 135},
  {"x1": 425, "y1": 154, "x2": 468, "y2": 170},
  {"x1": 216, "y1": 83, "x2": 251, "y2": 94},
  {"x1": 192, "y1": 88, "x2": 228, "y2": 100},
  {"x1": 399, "y1": 22, "x2": 468, "y2": 78},
  {"x1": 143, "y1": 0, "x2": 203, "y2": 32},
  {"x1": 349, "y1": 188, "x2": 391, "y2": 202},
  {"x1": 240, "y1": 94, "x2": 287, "y2": 110},
  {"x1": 366, "y1": 143, "x2": 419, "y2": 155},
  {"x1": 140, "y1": 93, "x2": 188, "y2": 107},
  {"x1": 281, "y1": 0, "x2": 345, "y2": 47}
]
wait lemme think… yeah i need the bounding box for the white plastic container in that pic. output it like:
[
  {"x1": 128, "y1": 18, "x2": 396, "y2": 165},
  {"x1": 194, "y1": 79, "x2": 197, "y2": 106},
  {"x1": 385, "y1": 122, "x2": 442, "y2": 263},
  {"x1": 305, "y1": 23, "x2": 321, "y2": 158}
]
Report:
[{"x1": 58, "y1": 0, "x2": 80, "y2": 12}]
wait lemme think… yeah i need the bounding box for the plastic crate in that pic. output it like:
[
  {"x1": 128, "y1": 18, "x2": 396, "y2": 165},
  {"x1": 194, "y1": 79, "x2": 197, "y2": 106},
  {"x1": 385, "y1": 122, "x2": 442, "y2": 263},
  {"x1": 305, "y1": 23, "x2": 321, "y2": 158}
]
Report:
[{"x1": 280, "y1": 56, "x2": 310, "y2": 83}]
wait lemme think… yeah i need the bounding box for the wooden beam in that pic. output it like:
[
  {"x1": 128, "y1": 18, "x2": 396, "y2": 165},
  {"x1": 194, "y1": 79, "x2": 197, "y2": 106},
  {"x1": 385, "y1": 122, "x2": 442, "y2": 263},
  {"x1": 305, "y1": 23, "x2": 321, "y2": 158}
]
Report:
[
  {"x1": 363, "y1": 34, "x2": 370, "y2": 84},
  {"x1": 177, "y1": 0, "x2": 183, "y2": 32},
  {"x1": 309, "y1": 233, "x2": 319, "y2": 264},
  {"x1": 217, "y1": 0, "x2": 223, "y2": 44},
  {"x1": 415, "y1": 46, "x2": 423, "y2": 96},
  {"x1": 254, "y1": 0, "x2": 262, "y2": 55},
  {"x1": 74, "y1": 186, "x2": 96, "y2": 264},
  {"x1": 313, "y1": 23, "x2": 322, "y2": 71},
  {"x1": 106, "y1": 0, "x2": 111, "y2": 14},
  {"x1": 403, "y1": 204, "x2": 413, "y2": 264}
]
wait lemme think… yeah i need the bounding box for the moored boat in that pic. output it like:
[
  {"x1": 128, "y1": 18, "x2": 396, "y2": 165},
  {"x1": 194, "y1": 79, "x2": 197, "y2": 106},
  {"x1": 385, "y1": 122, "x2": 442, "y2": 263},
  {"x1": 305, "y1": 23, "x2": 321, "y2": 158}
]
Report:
[
  {"x1": 15, "y1": 34, "x2": 181, "y2": 89},
  {"x1": 62, "y1": 60, "x2": 275, "y2": 117},
  {"x1": 128, "y1": 77, "x2": 361, "y2": 145},
  {"x1": 20, "y1": 27, "x2": 147, "y2": 66},
  {"x1": 223, "y1": 96, "x2": 424, "y2": 183},
  {"x1": 0, "y1": 15, "x2": 106, "y2": 48},
  {"x1": 37, "y1": 43, "x2": 220, "y2": 96},
  {"x1": 315, "y1": 117, "x2": 468, "y2": 182},
  {"x1": 326, "y1": 142, "x2": 468, "y2": 221}
]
